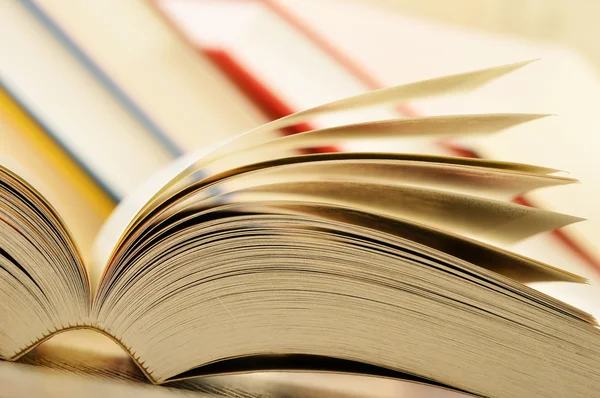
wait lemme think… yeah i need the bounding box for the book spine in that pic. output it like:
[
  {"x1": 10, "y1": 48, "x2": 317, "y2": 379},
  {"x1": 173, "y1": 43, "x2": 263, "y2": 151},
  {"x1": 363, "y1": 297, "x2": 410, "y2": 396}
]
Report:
[
  {"x1": 0, "y1": 80, "x2": 117, "y2": 212},
  {"x1": 22, "y1": 0, "x2": 184, "y2": 159}
]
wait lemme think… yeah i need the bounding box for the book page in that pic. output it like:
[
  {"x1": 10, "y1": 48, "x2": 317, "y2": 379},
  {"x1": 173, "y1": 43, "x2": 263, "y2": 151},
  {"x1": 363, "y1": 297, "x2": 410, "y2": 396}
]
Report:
[
  {"x1": 90, "y1": 144, "x2": 221, "y2": 292},
  {"x1": 91, "y1": 62, "x2": 541, "y2": 294}
]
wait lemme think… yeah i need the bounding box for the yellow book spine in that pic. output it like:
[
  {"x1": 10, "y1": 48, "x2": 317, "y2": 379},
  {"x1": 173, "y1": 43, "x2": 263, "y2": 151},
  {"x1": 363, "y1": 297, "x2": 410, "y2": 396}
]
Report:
[{"x1": 0, "y1": 85, "x2": 115, "y2": 217}]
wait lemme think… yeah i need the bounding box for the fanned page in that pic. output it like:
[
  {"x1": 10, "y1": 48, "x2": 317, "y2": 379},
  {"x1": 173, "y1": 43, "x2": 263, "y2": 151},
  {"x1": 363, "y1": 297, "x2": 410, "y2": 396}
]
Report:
[
  {"x1": 2, "y1": 61, "x2": 600, "y2": 398},
  {"x1": 92, "y1": 60, "x2": 542, "y2": 273}
]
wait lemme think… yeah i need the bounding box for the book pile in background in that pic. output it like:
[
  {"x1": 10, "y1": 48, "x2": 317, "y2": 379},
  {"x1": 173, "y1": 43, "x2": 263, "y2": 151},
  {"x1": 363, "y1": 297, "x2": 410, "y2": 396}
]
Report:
[{"x1": 0, "y1": 0, "x2": 270, "y2": 258}]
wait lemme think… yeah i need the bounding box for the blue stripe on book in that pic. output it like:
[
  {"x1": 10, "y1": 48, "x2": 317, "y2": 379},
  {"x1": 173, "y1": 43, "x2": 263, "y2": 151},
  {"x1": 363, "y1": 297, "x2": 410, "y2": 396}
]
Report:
[
  {"x1": 22, "y1": 0, "x2": 185, "y2": 158},
  {"x1": 0, "y1": 78, "x2": 121, "y2": 203}
]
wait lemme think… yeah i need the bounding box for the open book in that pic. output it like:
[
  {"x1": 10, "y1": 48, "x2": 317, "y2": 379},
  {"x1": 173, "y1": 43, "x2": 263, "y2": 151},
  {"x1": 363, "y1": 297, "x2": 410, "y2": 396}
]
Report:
[{"x1": 1, "y1": 61, "x2": 599, "y2": 398}]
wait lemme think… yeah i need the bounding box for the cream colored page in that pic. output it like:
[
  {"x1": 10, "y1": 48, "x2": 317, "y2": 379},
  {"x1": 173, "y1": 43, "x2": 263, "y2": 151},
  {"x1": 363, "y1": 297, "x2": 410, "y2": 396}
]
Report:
[
  {"x1": 461, "y1": 61, "x2": 600, "y2": 270},
  {"x1": 90, "y1": 145, "x2": 220, "y2": 291},
  {"x1": 195, "y1": 158, "x2": 574, "y2": 201},
  {"x1": 91, "y1": 61, "x2": 537, "y2": 291},
  {"x1": 254, "y1": 202, "x2": 584, "y2": 284},
  {"x1": 147, "y1": 62, "x2": 543, "y2": 210},
  {"x1": 91, "y1": 112, "x2": 541, "y2": 284},
  {"x1": 281, "y1": 2, "x2": 600, "y2": 272},
  {"x1": 220, "y1": 181, "x2": 580, "y2": 245}
]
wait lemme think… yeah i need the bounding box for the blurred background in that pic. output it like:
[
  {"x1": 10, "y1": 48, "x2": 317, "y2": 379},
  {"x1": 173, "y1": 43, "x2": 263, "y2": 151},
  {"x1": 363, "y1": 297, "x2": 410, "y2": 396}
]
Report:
[{"x1": 1, "y1": 0, "x2": 600, "y2": 394}]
